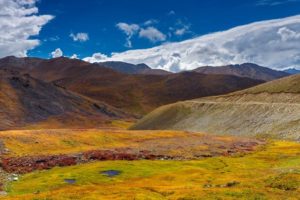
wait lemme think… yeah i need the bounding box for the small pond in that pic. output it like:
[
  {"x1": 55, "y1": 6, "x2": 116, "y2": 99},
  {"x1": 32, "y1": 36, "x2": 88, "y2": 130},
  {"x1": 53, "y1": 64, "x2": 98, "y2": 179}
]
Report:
[
  {"x1": 64, "y1": 179, "x2": 76, "y2": 184},
  {"x1": 101, "y1": 170, "x2": 121, "y2": 177}
]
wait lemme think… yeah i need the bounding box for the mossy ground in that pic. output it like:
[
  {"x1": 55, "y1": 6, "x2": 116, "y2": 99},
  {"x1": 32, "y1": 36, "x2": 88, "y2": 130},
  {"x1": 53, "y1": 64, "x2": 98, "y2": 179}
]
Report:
[
  {"x1": 0, "y1": 129, "x2": 187, "y2": 157},
  {"x1": 2, "y1": 140, "x2": 300, "y2": 200},
  {"x1": 0, "y1": 129, "x2": 258, "y2": 159}
]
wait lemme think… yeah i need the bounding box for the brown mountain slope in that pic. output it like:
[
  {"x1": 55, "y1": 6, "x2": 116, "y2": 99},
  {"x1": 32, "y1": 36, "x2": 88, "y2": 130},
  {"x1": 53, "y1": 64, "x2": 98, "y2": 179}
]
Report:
[
  {"x1": 53, "y1": 71, "x2": 264, "y2": 115},
  {"x1": 0, "y1": 56, "x2": 264, "y2": 115},
  {"x1": 193, "y1": 63, "x2": 289, "y2": 81},
  {"x1": 131, "y1": 74, "x2": 300, "y2": 140},
  {"x1": 0, "y1": 56, "x2": 44, "y2": 70},
  {"x1": 0, "y1": 69, "x2": 128, "y2": 130},
  {"x1": 233, "y1": 74, "x2": 300, "y2": 94}
]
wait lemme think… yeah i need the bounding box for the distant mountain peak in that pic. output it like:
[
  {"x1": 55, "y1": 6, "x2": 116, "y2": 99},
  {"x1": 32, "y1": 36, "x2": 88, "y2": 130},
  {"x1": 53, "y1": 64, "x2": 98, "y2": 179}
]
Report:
[
  {"x1": 99, "y1": 61, "x2": 171, "y2": 75},
  {"x1": 283, "y1": 68, "x2": 300, "y2": 74},
  {"x1": 136, "y1": 63, "x2": 151, "y2": 69},
  {"x1": 193, "y1": 63, "x2": 289, "y2": 81}
]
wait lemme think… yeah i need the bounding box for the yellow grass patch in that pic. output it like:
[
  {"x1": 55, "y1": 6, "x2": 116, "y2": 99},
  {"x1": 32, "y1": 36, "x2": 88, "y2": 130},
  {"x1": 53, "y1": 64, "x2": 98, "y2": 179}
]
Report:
[{"x1": 2, "y1": 140, "x2": 300, "y2": 200}]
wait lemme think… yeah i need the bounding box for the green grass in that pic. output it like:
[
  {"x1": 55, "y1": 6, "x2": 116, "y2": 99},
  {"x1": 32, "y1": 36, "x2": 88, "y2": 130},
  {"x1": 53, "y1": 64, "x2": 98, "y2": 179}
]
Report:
[
  {"x1": 6, "y1": 161, "x2": 183, "y2": 195},
  {"x1": 3, "y1": 140, "x2": 300, "y2": 200},
  {"x1": 0, "y1": 129, "x2": 191, "y2": 157}
]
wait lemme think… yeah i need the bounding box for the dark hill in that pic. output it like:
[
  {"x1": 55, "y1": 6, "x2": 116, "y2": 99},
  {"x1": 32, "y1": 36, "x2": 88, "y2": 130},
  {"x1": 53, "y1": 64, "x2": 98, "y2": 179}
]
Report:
[{"x1": 0, "y1": 68, "x2": 128, "y2": 130}]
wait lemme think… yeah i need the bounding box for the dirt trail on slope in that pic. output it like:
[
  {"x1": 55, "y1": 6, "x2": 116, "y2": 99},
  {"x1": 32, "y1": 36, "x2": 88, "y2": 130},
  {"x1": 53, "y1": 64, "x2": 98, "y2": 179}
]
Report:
[{"x1": 188, "y1": 100, "x2": 300, "y2": 106}]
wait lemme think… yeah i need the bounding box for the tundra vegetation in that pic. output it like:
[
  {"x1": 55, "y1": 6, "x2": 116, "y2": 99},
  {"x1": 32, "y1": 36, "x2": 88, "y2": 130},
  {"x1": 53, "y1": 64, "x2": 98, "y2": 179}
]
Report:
[{"x1": 0, "y1": 129, "x2": 298, "y2": 199}]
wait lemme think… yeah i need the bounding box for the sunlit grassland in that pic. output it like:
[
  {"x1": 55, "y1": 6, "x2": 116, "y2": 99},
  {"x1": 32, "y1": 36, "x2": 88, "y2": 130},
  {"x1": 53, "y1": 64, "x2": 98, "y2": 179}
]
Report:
[
  {"x1": 109, "y1": 120, "x2": 135, "y2": 129},
  {"x1": 0, "y1": 129, "x2": 194, "y2": 157},
  {"x1": 2, "y1": 140, "x2": 300, "y2": 200},
  {"x1": 23, "y1": 119, "x2": 135, "y2": 131}
]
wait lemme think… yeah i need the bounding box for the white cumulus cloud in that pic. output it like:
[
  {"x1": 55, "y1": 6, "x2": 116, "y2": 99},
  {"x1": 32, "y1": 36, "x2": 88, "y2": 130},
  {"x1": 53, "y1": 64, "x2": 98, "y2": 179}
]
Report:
[
  {"x1": 70, "y1": 32, "x2": 89, "y2": 42},
  {"x1": 70, "y1": 54, "x2": 78, "y2": 59},
  {"x1": 51, "y1": 48, "x2": 63, "y2": 58},
  {"x1": 116, "y1": 23, "x2": 140, "y2": 48},
  {"x1": 86, "y1": 15, "x2": 300, "y2": 72},
  {"x1": 139, "y1": 27, "x2": 167, "y2": 43},
  {"x1": 0, "y1": 0, "x2": 54, "y2": 58}
]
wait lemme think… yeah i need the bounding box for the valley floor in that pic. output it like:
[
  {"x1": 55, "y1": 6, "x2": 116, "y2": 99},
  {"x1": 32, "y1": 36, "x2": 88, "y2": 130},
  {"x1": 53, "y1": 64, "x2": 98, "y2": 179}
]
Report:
[{"x1": 0, "y1": 129, "x2": 299, "y2": 199}]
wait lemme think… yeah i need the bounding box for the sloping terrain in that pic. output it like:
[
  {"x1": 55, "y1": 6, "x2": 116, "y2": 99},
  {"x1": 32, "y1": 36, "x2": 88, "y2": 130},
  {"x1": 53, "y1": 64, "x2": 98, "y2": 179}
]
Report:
[
  {"x1": 0, "y1": 56, "x2": 44, "y2": 71},
  {"x1": 132, "y1": 74, "x2": 300, "y2": 140},
  {"x1": 0, "y1": 56, "x2": 264, "y2": 115},
  {"x1": 234, "y1": 74, "x2": 300, "y2": 94},
  {"x1": 0, "y1": 56, "x2": 123, "y2": 82},
  {"x1": 193, "y1": 63, "x2": 289, "y2": 81},
  {"x1": 0, "y1": 69, "x2": 128, "y2": 130},
  {"x1": 55, "y1": 71, "x2": 263, "y2": 115}
]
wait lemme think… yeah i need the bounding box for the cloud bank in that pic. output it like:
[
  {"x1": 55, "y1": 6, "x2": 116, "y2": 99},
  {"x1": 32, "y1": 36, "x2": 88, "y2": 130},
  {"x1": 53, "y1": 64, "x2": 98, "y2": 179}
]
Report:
[
  {"x1": 0, "y1": 0, "x2": 54, "y2": 58},
  {"x1": 85, "y1": 15, "x2": 300, "y2": 72}
]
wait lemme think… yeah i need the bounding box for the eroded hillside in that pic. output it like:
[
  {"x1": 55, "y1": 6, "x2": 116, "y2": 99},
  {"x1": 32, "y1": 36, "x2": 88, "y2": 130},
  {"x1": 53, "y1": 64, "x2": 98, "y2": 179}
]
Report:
[
  {"x1": 132, "y1": 75, "x2": 300, "y2": 140},
  {"x1": 0, "y1": 69, "x2": 129, "y2": 130}
]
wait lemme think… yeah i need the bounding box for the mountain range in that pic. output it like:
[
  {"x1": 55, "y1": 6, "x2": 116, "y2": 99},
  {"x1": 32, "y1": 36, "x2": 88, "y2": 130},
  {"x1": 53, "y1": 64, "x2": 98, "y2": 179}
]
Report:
[
  {"x1": 283, "y1": 68, "x2": 300, "y2": 75},
  {"x1": 193, "y1": 63, "x2": 289, "y2": 81},
  {"x1": 99, "y1": 61, "x2": 172, "y2": 75},
  {"x1": 1, "y1": 55, "x2": 298, "y2": 131},
  {"x1": 0, "y1": 56, "x2": 267, "y2": 116}
]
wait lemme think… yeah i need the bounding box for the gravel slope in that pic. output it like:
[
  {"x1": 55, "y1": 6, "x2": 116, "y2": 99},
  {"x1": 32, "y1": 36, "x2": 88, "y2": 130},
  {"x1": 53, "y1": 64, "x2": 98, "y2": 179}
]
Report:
[{"x1": 132, "y1": 75, "x2": 300, "y2": 141}]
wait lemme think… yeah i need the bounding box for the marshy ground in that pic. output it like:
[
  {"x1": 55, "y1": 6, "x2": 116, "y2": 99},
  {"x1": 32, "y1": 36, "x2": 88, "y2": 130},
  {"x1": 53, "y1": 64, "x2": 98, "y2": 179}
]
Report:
[{"x1": 0, "y1": 129, "x2": 298, "y2": 199}]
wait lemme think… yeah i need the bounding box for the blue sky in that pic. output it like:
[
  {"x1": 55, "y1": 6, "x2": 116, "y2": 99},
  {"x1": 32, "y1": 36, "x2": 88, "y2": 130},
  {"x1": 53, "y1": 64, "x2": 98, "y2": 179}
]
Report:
[{"x1": 28, "y1": 0, "x2": 300, "y2": 58}]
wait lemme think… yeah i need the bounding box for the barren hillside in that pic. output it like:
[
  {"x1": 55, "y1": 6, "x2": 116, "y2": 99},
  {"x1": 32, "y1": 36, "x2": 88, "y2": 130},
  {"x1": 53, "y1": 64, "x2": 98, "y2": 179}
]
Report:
[
  {"x1": 132, "y1": 75, "x2": 300, "y2": 140},
  {"x1": 0, "y1": 69, "x2": 128, "y2": 130}
]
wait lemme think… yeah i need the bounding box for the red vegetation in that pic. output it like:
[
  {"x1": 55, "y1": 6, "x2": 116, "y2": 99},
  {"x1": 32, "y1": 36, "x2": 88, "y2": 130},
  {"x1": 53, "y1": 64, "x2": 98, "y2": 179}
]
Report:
[{"x1": 1, "y1": 140, "x2": 262, "y2": 174}]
